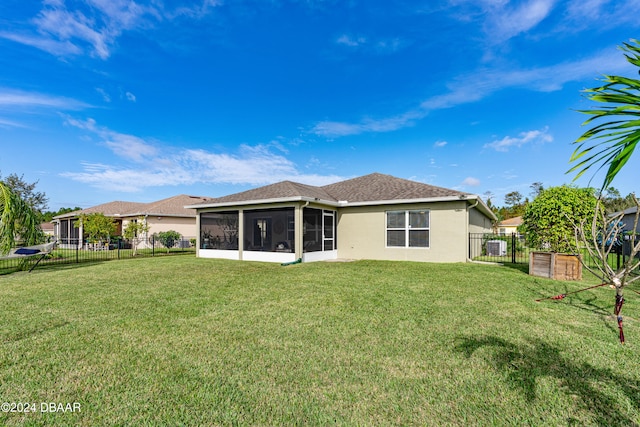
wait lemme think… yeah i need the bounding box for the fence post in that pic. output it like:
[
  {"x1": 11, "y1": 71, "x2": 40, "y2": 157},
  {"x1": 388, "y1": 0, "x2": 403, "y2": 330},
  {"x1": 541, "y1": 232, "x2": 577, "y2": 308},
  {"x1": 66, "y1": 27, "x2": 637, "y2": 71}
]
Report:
[
  {"x1": 118, "y1": 237, "x2": 121, "y2": 259},
  {"x1": 511, "y1": 233, "x2": 516, "y2": 263},
  {"x1": 76, "y1": 239, "x2": 79, "y2": 264}
]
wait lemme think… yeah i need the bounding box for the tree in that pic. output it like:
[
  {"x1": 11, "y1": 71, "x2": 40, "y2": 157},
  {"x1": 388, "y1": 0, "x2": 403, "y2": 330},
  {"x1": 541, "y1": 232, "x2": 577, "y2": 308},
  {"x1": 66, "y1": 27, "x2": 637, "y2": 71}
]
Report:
[
  {"x1": 530, "y1": 182, "x2": 544, "y2": 199},
  {"x1": 123, "y1": 217, "x2": 150, "y2": 256},
  {"x1": 503, "y1": 191, "x2": 527, "y2": 218},
  {"x1": 42, "y1": 207, "x2": 82, "y2": 223},
  {"x1": 0, "y1": 182, "x2": 45, "y2": 254},
  {"x1": 155, "y1": 230, "x2": 182, "y2": 253},
  {"x1": 598, "y1": 187, "x2": 637, "y2": 214},
  {"x1": 74, "y1": 213, "x2": 116, "y2": 244},
  {"x1": 568, "y1": 39, "x2": 640, "y2": 190},
  {"x1": 0, "y1": 172, "x2": 48, "y2": 217},
  {"x1": 522, "y1": 185, "x2": 597, "y2": 253},
  {"x1": 572, "y1": 196, "x2": 640, "y2": 343},
  {"x1": 504, "y1": 191, "x2": 523, "y2": 208}
]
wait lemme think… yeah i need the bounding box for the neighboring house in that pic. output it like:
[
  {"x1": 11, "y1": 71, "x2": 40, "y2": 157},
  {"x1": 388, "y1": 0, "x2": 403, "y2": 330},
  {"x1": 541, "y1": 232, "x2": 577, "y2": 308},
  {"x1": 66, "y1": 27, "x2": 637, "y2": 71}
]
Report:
[
  {"x1": 186, "y1": 173, "x2": 496, "y2": 264},
  {"x1": 610, "y1": 206, "x2": 640, "y2": 257},
  {"x1": 53, "y1": 194, "x2": 208, "y2": 245},
  {"x1": 40, "y1": 221, "x2": 55, "y2": 237},
  {"x1": 615, "y1": 206, "x2": 640, "y2": 234},
  {"x1": 497, "y1": 216, "x2": 522, "y2": 236}
]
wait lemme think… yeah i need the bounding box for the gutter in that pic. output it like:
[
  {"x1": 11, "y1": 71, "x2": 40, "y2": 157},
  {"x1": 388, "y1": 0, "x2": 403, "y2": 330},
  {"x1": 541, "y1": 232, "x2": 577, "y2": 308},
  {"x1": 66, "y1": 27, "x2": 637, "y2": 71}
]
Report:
[
  {"x1": 466, "y1": 198, "x2": 479, "y2": 263},
  {"x1": 185, "y1": 194, "x2": 481, "y2": 210}
]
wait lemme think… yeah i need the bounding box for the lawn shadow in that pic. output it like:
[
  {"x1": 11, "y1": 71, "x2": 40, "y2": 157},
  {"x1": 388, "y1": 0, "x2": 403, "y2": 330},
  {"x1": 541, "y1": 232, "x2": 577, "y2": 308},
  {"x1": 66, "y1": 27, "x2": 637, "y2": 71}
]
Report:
[
  {"x1": 500, "y1": 262, "x2": 529, "y2": 274},
  {"x1": 456, "y1": 335, "x2": 640, "y2": 426},
  {"x1": 529, "y1": 282, "x2": 620, "y2": 336}
]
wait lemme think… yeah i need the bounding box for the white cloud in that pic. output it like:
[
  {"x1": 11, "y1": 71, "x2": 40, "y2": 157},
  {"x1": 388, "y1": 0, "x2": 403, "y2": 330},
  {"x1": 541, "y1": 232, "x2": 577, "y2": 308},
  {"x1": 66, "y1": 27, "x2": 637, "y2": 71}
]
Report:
[
  {"x1": 487, "y1": 0, "x2": 556, "y2": 43},
  {"x1": 0, "y1": 88, "x2": 89, "y2": 110},
  {"x1": 312, "y1": 110, "x2": 423, "y2": 138},
  {"x1": 336, "y1": 34, "x2": 366, "y2": 47},
  {"x1": 484, "y1": 126, "x2": 553, "y2": 152},
  {"x1": 311, "y1": 48, "x2": 629, "y2": 138},
  {"x1": 0, "y1": 0, "x2": 222, "y2": 59},
  {"x1": 336, "y1": 33, "x2": 405, "y2": 54},
  {"x1": 0, "y1": 118, "x2": 27, "y2": 128},
  {"x1": 125, "y1": 91, "x2": 136, "y2": 102},
  {"x1": 0, "y1": 32, "x2": 82, "y2": 56},
  {"x1": 564, "y1": 0, "x2": 640, "y2": 30},
  {"x1": 462, "y1": 177, "x2": 481, "y2": 186},
  {"x1": 65, "y1": 117, "x2": 158, "y2": 162},
  {"x1": 61, "y1": 118, "x2": 344, "y2": 192},
  {"x1": 164, "y1": 0, "x2": 223, "y2": 19},
  {"x1": 434, "y1": 140, "x2": 447, "y2": 147},
  {"x1": 96, "y1": 88, "x2": 111, "y2": 102}
]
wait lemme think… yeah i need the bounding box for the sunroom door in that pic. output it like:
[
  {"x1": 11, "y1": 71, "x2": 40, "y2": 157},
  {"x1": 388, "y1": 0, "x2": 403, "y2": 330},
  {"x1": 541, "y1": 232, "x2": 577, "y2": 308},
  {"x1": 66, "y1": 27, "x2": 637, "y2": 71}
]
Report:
[{"x1": 323, "y1": 210, "x2": 334, "y2": 251}]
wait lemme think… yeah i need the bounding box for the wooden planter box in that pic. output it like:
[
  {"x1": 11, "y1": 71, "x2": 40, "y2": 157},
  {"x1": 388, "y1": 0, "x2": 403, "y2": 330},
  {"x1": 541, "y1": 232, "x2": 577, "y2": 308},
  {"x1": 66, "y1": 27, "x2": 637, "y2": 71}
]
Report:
[{"x1": 529, "y1": 251, "x2": 582, "y2": 281}]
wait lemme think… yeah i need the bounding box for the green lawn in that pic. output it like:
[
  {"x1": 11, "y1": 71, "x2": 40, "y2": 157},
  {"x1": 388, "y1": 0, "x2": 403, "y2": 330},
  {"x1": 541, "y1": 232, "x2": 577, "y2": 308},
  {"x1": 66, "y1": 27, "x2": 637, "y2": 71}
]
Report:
[{"x1": 1, "y1": 257, "x2": 639, "y2": 426}]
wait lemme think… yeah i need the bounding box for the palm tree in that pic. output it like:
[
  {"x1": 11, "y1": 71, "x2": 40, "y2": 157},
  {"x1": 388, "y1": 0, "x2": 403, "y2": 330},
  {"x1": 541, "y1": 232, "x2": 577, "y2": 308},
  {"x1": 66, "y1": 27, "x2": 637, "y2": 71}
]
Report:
[
  {"x1": 0, "y1": 181, "x2": 44, "y2": 254},
  {"x1": 568, "y1": 39, "x2": 640, "y2": 190}
]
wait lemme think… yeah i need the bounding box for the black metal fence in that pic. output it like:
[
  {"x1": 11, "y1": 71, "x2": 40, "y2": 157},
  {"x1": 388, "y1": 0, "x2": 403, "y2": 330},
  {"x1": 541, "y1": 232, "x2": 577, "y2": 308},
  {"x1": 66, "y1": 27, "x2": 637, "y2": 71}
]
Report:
[
  {"x1": 469, "y1": 233, "x2": 531, "y2": 264},
  {"x1": 469, "y1": 233, "x2": 634, "y2": 270},
  {"x1": 0, "y1": 236, "x2": 196, "y2": 274}
]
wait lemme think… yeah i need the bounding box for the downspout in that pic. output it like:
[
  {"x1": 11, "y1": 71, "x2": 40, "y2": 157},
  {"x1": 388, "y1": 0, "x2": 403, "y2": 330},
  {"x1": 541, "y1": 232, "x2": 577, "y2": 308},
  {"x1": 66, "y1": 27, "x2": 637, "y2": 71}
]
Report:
[{"x1": 466, "y1": 198, "x2": 479, "y2": 262}]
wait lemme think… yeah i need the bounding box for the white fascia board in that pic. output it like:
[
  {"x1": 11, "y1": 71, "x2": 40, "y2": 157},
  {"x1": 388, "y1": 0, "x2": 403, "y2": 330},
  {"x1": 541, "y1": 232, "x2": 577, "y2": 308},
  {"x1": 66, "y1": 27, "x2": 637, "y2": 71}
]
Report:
[
  {"x1": 338, "y1": 195, "x2": 474, "y2": 207},
  {"x1": 126, "y1": 212, "x2": 195, "y2": 218},
  {"x1": 186, "y1": 194, "x2": 496, "y2": 220},
  {"x1": 472, "y1": 197, "x2": 498, "y2": 221},
  {"x1": 185, "y1": 196, "x2": 339, "y2": 210}
]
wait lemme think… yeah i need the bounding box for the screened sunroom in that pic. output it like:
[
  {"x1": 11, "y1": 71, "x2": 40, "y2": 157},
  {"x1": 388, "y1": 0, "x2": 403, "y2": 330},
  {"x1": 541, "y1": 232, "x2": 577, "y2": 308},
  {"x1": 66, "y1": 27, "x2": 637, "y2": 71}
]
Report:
[{"x1": 197, "y1": 204, "x2": 337, "y2": 263}]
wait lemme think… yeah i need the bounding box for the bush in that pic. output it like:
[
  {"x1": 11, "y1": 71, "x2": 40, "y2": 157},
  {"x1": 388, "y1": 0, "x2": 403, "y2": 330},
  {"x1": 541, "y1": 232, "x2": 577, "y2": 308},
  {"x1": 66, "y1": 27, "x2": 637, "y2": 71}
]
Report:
[
  {"x1": 522, "y1": 186, "x2": 597, "y2": 253},
  {"x1": 156, "y1": 230, "x2": 182, "y2": 253}
]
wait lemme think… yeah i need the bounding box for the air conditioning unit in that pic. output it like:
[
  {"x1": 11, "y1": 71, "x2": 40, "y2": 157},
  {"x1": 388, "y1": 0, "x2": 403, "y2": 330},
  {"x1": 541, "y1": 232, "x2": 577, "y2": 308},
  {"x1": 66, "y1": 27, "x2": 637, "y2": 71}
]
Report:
[{"x1": 486, "y1": 240, "x2": 507, "y2": 256}]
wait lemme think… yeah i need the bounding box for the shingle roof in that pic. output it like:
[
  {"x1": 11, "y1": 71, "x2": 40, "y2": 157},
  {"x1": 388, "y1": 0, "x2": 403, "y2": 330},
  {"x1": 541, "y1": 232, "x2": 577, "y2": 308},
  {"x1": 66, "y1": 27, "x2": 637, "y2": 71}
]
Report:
[
  {"x1": 130, "y1": 194, "x2": 210, "y2": 217},
  {"x1": 620, "y1": 206, "x2": 638, "y2": 216},
  {"x1": 498, "y1": 216, "x2": 523, "y2": 227},
  {"x1": 54, "y1": 194, "x2": 209, "y2": 219},
  {"x1": 206, "y1": 181, "x2": 336, "y2": 204},
  {"x1": 188, "y1": 172, "x2": 471, "y2": 208},
  {"x1": 321, "y1": 173, "x2": 468, "y2": 202},
  {"x1": 81, "y1": 201, "x2": 146, "y2": 216}
]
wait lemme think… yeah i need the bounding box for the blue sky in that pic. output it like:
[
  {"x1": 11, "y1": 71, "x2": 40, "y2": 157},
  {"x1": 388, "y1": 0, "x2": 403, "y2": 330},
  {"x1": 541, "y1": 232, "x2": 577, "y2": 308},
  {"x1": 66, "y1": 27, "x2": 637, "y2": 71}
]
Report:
[{"x1": 1, "y1": 0, "x2": 639, "y2": 211}]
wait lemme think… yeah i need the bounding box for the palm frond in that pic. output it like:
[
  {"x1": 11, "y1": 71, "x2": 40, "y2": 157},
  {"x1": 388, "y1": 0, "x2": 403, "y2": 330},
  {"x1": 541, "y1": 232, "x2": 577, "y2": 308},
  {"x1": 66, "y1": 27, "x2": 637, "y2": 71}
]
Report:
[{"x1": 568, "y1": 39, "x2": 640, "y2": 189}]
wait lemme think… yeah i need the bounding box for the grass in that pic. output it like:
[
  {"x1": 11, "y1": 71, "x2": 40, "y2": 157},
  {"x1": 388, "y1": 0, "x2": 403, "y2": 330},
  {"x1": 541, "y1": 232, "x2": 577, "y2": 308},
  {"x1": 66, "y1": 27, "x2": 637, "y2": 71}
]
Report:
[
  {"x1": 0, "y1": 245, "x2": 195, "y2": 275},
  {"x1": 1, "y1": 257, "x2": 639, "y2": 426}
]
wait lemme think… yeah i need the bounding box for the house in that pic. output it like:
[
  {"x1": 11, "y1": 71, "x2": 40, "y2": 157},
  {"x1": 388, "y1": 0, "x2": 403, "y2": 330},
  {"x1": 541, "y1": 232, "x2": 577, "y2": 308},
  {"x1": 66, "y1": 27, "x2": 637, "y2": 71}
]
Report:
[
  {"x1": 40, "y1": 221, "x2": 55, "y2": 237},
  {"x1": 616, "y1": 207, "x2": 640, "y2": 234},
  {"x1": 53, "y1": 194, "x2": 208, "y2": 246},
  {"x1": 496, "y1": 216, "x2": 522, "y2": 236},
  {"x1": 186, "y1": 173, "x2": 496, "y2": 263}
]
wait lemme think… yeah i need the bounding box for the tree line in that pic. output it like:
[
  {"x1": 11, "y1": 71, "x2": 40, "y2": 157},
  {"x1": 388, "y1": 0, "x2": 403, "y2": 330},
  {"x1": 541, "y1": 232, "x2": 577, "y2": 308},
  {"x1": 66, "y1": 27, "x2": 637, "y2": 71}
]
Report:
[{"x1": 486, "y1": 183, "x2": 637, "y2": 222}]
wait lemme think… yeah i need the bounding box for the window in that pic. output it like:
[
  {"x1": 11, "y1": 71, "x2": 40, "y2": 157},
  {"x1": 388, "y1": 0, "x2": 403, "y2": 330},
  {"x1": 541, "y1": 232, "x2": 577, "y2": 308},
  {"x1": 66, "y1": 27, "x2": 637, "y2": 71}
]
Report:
[
  {"x1": 386, "y1": 210, "x2": 429, "y2": 248},
  {"x1": 201, "y1": 211, "x2": 239, "y2": 250}
]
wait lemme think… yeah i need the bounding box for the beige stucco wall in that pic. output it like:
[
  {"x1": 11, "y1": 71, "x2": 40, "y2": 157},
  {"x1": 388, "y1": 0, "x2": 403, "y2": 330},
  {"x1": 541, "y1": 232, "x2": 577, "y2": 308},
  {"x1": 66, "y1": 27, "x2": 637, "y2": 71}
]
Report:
[
  {"x1": 145, "y1": 216, "x2": 197, "y2": 238},
  {"x1": 469, "y1": 207, "x2": 494, "y2": 234},
  {"x1": 336, "y1": 200, "x2": 475, "y2": 262},
  {"x1": 121, "y1": 216, "x2": 196, "y2": 239}
]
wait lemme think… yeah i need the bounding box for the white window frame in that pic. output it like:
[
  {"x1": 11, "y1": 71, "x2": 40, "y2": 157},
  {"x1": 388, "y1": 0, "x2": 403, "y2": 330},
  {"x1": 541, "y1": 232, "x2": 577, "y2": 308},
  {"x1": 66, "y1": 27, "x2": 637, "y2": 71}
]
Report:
[{"x1": 386, "y1": 210, "x2": 430, "y2": 248}]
